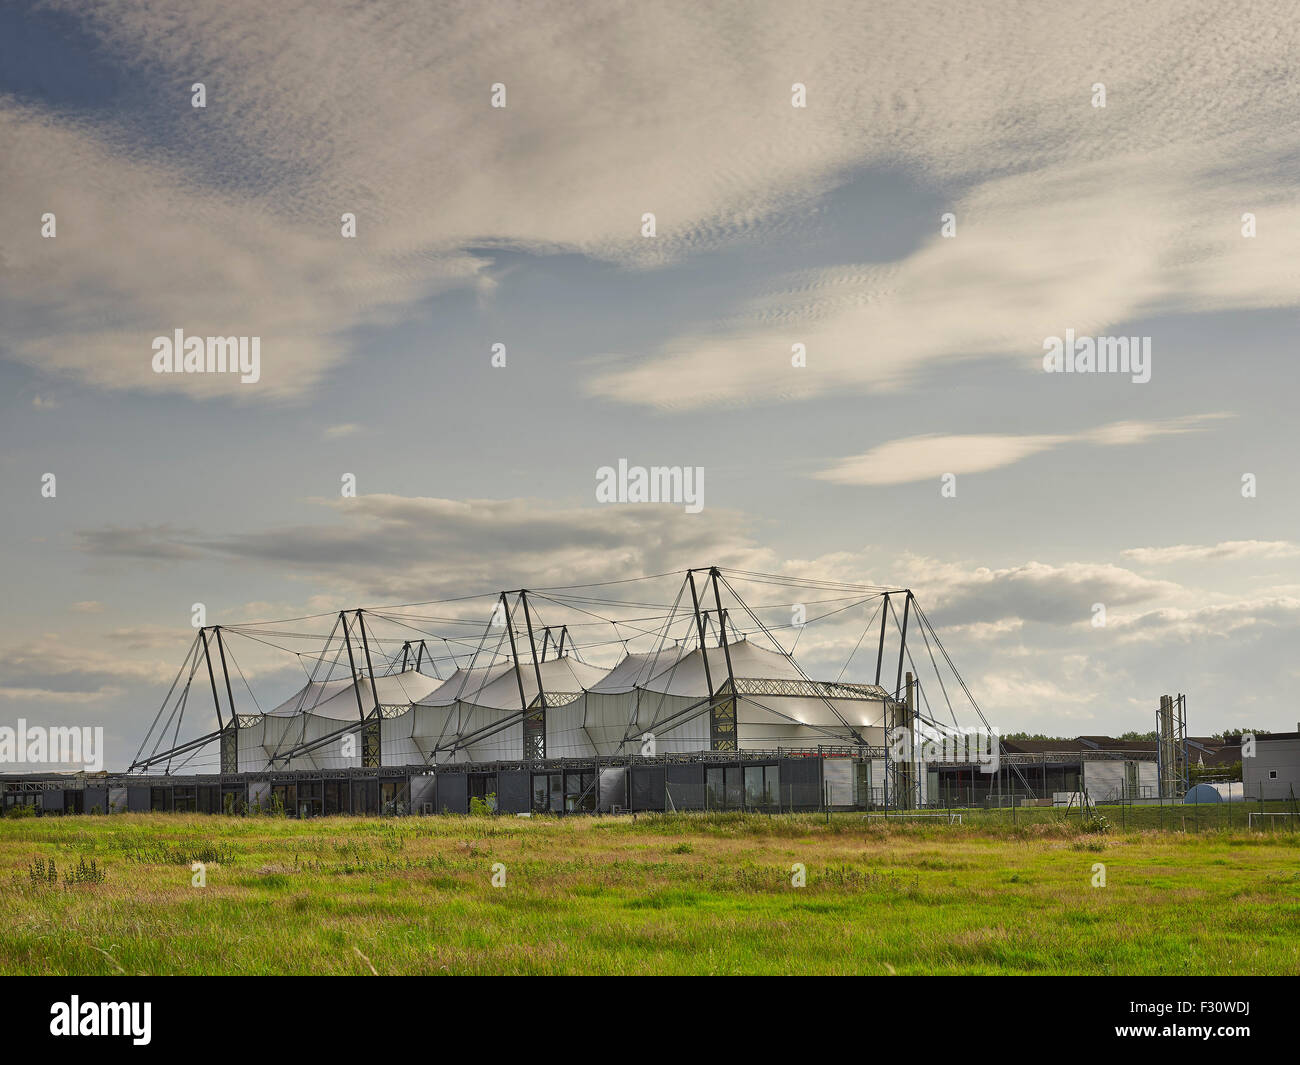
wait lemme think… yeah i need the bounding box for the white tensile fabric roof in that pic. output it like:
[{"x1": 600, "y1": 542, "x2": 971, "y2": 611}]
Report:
[
  {"x1": 414, "y1": 656, "x2": 610, "y2": 711},
  {"x1": 637, "y1": 638, "x2": 806, "y2": 697},
  {"x1": 265, "y1": 675, "x2": 358, "y2": 717},
  {"x1": 265, "y1": 668, "x2": 442, "y2": 720},
  {"x1": 265, "y1": 639, "x2": 871, "y2": 719},
  {"x1": 418, "y1": 661, "x2": 517, "y2": 708},
  {"x1": 242, "y1": 638, "x2": 888, "y2": 767},
  {"x1": 585, "y1": 645, "x2": 688, "y2": 694}
]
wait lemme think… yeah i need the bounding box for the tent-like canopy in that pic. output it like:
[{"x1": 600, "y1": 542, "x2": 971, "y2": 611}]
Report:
[{"x1": 134, "y1": 570, "x2": 976, "y2": 797}]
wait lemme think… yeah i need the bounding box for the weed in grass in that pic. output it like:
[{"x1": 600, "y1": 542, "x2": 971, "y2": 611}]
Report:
[
  {"x1": 25, "y1": 856, "x2": 58, "y2": 888},
  {"x1": 62, "y1": 856, "x2": 106, "y2": 887}
]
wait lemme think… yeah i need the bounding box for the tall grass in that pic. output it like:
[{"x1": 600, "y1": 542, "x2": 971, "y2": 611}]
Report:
[{"x1": 0, "y1": 812, "x2": 1294, "y2": 974}]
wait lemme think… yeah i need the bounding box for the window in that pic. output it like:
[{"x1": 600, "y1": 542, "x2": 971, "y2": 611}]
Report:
[
  {"x1": 1270, "y1": 770, "x2": 1278, "y2": 779},
  {"x1": 380, "y1": 779, "x2": 407, "y2": 815},
  {"x1": 744, "y1": 765, "x2": 779, "y2": 808},
  {"x1": 351, "y1": 780, "x2": 377, "y2": 815},
  {"x1": 724, "y1": 766, "x2": 744, "y2": 808},
  {"x1": 763, "y1": 765, "x2": 780, "y2": 807},
  {"x1": 531, "y1": 772, "x2": 563, "y2": 812},
  {"x1": 706, "y1": 767, "x2": 724, "y2": 808},
  {"x1": 706, "y1": 765, "x2": 781, "y2": 809},
  {"x1": 565, "y1": 772, "x2": 595, "y2": 812}
]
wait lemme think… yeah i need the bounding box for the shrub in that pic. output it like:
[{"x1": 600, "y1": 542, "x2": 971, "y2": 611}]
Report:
[{"x1": 468, "y1": 792, "x2": 497, "y2": 817}]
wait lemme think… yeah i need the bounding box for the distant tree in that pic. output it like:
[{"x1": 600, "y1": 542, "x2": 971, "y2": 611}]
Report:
[{"x1": 1189, "y1": 761, "x2": 1241, "y2": 784}]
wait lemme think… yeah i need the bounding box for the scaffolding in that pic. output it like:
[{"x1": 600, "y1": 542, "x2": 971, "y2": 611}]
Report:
[{"x1": 1156, "y1": 693, "x2": 1189, "y2": 800}]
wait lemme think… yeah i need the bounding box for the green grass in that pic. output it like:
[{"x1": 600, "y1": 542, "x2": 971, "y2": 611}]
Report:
[{"x1": 0, "y1": 811, "x2": 1296, "y2": 974}]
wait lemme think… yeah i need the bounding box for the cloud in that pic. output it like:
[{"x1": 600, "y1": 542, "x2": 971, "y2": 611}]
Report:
[
  {"x1": 9, "y1": 3, "x2": 1300, "y2": 406},
  {"x1": 74, "y1": 495, "x2": 780, "y2": 602},
  {"x1": 0, "y1": 635, "x2": 176, "y2": 702},
  {"x1": 69, "y1": 601, "x2": 104, "y2": 614},
  {"x1": 0, "y1": 1, "x2": 881, "y2": 401},
  {"x1": 1101, "y1": 595, "x2": 1300, "y2": 643},
  {"x1": 323, "y1": 423, "x2": 362, "y2": 439},
  {"x1": 64, "y1": 497, "x2": 1192, "y2": 636},
  {"x1": 587, "y1": 148, "x2": 1300, "y2": 409},
  {"x1": 903, "y1": 558, "x2": 1181, "y2": 628},
  {"x1": 813, "y1": 414, "x2": 1227, "y2": 486},
  {"x1": 74, "y1": 524, "x2": 204, "y2": 561},
  {"x1": 103, "y1": 625, "x2": 190, "y2": 652},
  {"x1": 1123, "y1": 541, "x2": 1300, "y2": 566},
  {"x1": 45, "y1": 490, "x2": 1300, "y2": 753}
]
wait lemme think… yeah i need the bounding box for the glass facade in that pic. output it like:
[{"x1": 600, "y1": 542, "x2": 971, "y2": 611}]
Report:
[
  {"x1": 707, "y1": 764, "x2": 779, "y2": 809},
  {"x1": 530, "y1": 771, "x2": 596, "y2": 812}
]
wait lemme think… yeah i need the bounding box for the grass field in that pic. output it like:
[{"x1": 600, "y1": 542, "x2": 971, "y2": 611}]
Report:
[{"x1": 1, "y1": 810, "x2": 1297, "y2": 975}]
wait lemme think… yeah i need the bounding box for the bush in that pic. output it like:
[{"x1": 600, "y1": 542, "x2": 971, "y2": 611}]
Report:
[
  {"x1": 1081, "y1": 813, "x2": 1111, "y2": 835},
  {"x1": 251, "y1": 794, "x2": 286, "y2": 817},
  {"x1": 4, "y1": 804, "x2": 37, "y2": 819}
]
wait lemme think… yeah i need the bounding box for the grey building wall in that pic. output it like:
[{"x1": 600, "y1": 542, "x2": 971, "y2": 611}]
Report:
[
  {"x1": 496, "y1": 769, "x2": 531, "y2": 814},
  {"x1": 1244, "y1": 735, "x2": 1300, "y2": 800},
  {"x1": 436, "y1": 773, "x2": 468, "y2": 814}
]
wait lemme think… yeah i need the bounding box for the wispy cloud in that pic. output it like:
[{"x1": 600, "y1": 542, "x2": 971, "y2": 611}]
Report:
[
  {"x1": 8, "y1": 3, "x2": 1300, "y2": 406},
  {"x1": 0, "y1": 635, "x2": 176, "y2": 702},
  {"x1": 73, "y1": 495, "x2": 777, "y2": 602},
  {"x1": 74, "y1": 524, "x2": 205, "y2": 561},
  {"x1": 813, "y1": 414, "x2": 1228, "y2": 486},
  {"x1": 1123, "y1": 541, "x2": 1300, "y2": 566}
]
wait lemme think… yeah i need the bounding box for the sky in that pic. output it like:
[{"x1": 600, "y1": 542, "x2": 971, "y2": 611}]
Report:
[{"x1": 3, "y1": 0, "x2": 1300, "y2": 770}]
